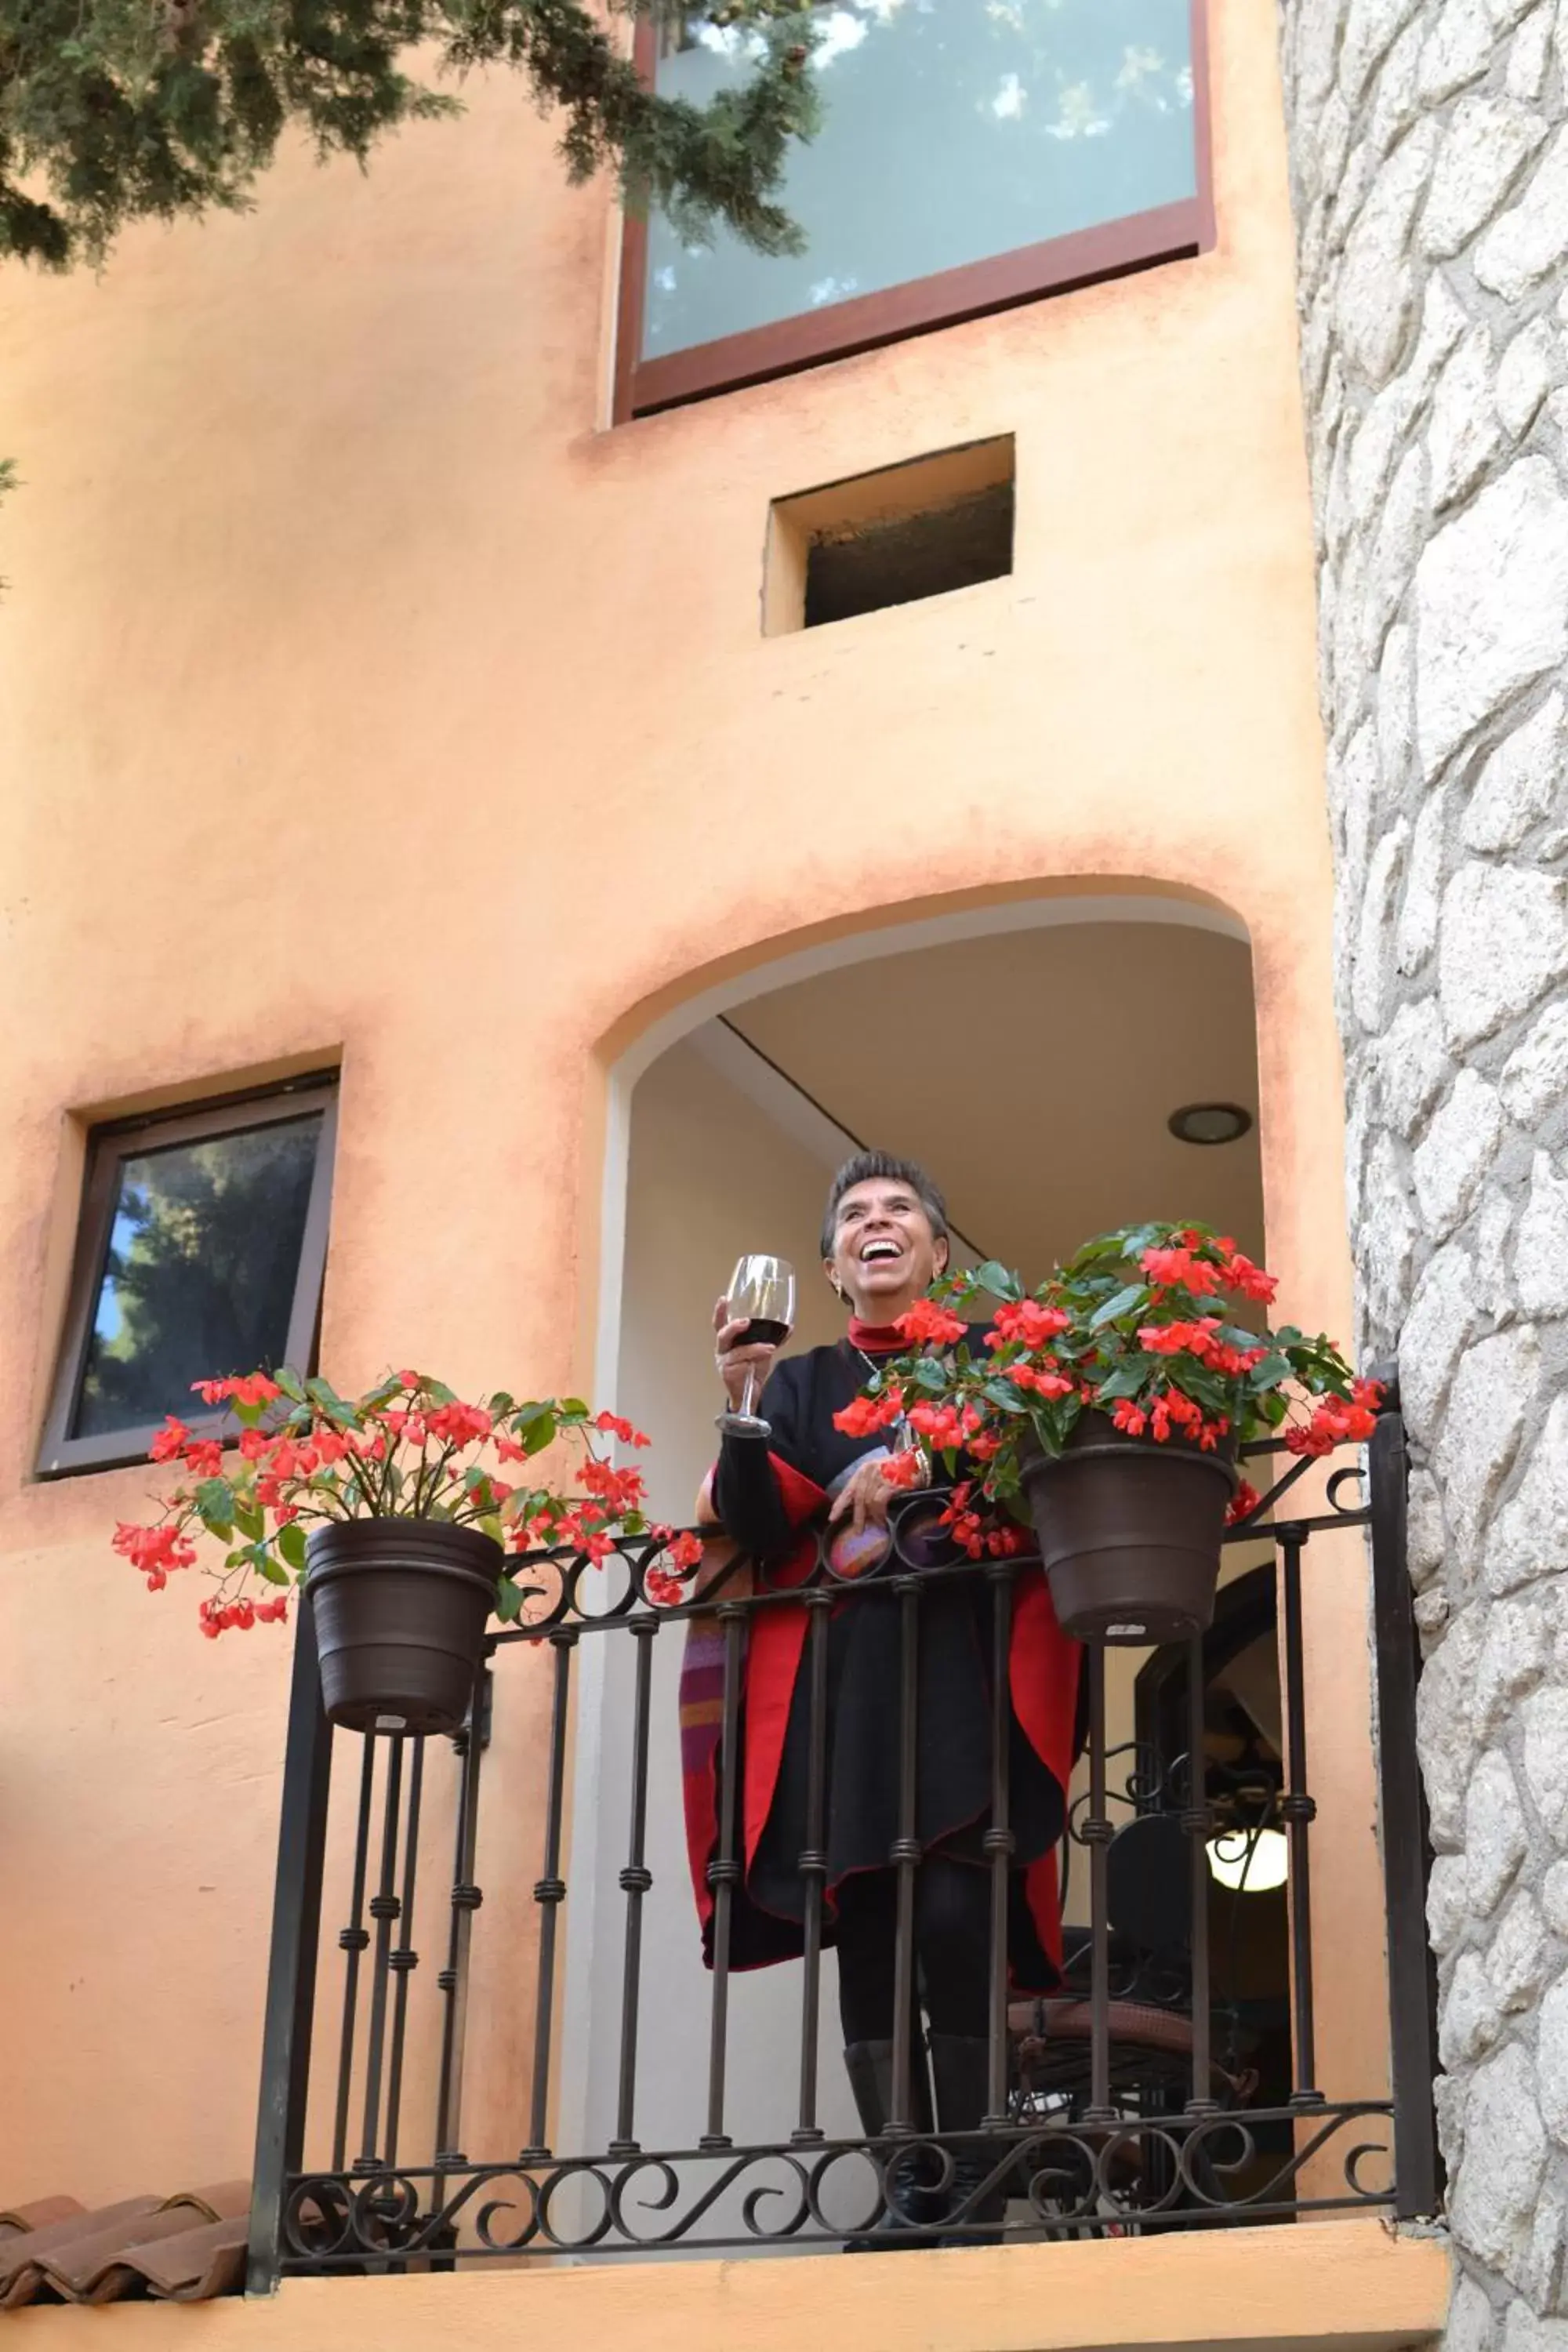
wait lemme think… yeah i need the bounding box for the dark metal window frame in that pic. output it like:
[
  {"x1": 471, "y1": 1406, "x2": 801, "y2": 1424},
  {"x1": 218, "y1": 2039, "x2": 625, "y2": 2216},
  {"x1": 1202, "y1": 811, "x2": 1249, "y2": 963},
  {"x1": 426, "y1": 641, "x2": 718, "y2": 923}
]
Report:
[
  {"x1": 614, "y1": 0, "x2": 1215, "y2": 422},
  {"x1": 36, "y1": 1073, "x2": 339, "y2": 1481}
]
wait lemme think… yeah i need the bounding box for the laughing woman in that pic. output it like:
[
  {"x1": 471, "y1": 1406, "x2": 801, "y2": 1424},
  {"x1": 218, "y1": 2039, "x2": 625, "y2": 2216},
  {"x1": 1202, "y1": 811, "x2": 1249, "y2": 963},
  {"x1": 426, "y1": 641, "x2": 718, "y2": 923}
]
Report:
[{"x1": 679, "y1": 1150, "x2": 1081, "y2": 2244}]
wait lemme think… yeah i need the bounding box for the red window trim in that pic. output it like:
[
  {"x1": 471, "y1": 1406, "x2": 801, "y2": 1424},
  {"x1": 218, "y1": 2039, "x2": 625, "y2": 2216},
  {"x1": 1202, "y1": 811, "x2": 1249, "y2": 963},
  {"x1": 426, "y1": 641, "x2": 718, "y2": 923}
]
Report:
[{"x1": 614, "y1": 0, "x2": 1214, "y2": 424}]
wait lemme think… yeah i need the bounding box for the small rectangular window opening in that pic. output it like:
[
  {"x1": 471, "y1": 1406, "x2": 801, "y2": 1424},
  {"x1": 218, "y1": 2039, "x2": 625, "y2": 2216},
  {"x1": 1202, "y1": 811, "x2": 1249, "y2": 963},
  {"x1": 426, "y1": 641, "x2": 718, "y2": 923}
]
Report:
[
  {"x1": 37, "y1": 1072, "x2": 339, "y2": 1479},
  {"x1": 764, "y1": 436, "x2": 1014, "y2": 637}
]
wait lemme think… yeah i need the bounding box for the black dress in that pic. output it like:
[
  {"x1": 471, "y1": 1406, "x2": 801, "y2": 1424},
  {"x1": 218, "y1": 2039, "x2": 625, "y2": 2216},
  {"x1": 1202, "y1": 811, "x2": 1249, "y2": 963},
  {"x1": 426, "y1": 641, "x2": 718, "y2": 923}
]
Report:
[{"x1": 713, "y1": 1333, "x2": 1070, "y2": 1989}]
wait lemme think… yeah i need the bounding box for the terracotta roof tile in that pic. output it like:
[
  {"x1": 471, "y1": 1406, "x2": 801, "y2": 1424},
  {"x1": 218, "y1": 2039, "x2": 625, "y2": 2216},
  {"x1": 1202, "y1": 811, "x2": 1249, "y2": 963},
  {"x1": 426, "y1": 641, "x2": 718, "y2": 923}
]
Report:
[{"x1": 0, "y1": 2183, "x2": 249, "y2": 2307}]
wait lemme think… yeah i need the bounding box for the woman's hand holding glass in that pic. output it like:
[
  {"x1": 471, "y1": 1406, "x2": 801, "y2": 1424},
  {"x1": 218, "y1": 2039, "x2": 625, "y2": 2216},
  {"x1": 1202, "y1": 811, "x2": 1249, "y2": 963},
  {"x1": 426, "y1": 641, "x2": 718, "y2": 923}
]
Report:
[{"x1": 713, "y1": 1294, "x2": 783, "y2": 1414}]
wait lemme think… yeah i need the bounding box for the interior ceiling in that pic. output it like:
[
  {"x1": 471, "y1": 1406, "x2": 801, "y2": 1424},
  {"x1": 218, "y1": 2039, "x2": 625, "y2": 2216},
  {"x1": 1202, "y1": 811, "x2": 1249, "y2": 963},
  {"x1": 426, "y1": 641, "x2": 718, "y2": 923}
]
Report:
[{"x1": 726, "y1": 921, "x2": 1265, "y2": 1285}]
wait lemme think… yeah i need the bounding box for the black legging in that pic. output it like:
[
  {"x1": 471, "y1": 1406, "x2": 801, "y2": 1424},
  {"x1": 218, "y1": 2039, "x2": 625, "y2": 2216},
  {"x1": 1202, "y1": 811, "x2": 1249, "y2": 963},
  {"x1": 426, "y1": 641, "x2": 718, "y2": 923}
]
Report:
[{"x1": 834, "y1": 1857, "x2": 991, "y2": 2044}]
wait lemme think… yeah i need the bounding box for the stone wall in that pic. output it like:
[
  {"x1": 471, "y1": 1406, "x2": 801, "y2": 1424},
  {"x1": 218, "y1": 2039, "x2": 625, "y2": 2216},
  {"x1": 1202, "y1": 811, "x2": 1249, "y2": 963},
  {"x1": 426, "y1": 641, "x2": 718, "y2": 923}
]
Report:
[{"x1": 1275, "y1": 2, "x2": 1568, "y2": 2340}]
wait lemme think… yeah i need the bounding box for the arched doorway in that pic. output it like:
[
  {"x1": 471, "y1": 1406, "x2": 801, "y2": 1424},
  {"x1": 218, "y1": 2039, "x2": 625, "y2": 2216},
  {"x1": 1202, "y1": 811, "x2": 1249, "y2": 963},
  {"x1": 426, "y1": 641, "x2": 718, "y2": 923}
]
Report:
[{"x1": 558, "y1": 890, "x2": 1268, "y2": 2249}]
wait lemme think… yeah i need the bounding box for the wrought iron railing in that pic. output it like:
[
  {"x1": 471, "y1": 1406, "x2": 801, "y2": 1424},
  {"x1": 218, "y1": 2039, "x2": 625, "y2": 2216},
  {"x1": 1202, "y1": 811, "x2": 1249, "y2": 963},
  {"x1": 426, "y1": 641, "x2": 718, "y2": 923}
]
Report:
[{"x1": 245, "y1": 1382, "x2": 1436, "y2": 2285}]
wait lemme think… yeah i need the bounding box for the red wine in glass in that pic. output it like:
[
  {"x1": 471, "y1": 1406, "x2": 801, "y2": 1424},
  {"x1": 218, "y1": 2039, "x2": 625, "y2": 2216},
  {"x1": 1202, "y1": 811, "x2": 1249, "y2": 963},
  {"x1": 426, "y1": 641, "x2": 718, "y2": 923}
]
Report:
[{"x1": 718, "y1": 1255, "x2": 797, "y2": 1437}]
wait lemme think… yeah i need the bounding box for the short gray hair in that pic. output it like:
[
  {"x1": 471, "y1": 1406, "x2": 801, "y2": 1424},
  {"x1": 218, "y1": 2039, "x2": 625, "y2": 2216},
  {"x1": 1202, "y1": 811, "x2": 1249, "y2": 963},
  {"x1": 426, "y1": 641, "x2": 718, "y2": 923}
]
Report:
[{"x1": 819, "y1": 1151, "x2": 949, "y2": 1260}]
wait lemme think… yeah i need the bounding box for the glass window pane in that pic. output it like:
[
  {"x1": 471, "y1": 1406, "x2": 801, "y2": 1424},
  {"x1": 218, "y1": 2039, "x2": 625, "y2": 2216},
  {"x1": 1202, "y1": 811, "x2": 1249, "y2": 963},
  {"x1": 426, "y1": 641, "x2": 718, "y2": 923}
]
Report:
[
  {"x1": 71, "y1": 1114, "x2": 323, "y2": 1440},
  {"x1": 643, "y1": 0, "x2": 1196, "y2": 363}
]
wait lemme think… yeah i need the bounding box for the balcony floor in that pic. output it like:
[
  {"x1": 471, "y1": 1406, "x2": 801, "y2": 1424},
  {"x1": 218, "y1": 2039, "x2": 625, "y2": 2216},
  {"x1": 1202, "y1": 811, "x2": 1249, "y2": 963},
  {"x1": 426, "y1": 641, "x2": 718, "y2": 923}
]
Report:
[{"x1": 9, "y1": 2218, "x2": 1448, "y2": 2351}]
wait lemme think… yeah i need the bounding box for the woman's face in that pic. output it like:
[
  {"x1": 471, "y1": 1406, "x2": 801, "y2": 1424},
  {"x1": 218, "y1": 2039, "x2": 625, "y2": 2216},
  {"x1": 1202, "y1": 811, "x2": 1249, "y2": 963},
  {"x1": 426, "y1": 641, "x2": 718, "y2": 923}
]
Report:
[{"x1": 826, "y1": 1177, "x2": 949, "y2": 1318}]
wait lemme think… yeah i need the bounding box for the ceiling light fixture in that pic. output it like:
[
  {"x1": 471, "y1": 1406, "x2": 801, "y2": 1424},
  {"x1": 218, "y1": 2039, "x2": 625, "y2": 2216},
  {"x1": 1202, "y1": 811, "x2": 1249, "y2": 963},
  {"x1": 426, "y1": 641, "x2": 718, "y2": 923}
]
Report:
[{"x1": 1168, "y1": 1102, "x2": 1254, "y2": 1147}]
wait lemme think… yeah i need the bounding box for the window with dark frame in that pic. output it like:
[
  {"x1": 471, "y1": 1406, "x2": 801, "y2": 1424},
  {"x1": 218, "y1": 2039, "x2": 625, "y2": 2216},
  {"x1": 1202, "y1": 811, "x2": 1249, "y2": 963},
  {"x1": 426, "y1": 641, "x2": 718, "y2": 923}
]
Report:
[
  {"x1": 617, "y1": 0, "x2": 1213, "y2": 420},
  {"x1": 37, "y1": 1075, "x2": 339, "y2": 1478}
]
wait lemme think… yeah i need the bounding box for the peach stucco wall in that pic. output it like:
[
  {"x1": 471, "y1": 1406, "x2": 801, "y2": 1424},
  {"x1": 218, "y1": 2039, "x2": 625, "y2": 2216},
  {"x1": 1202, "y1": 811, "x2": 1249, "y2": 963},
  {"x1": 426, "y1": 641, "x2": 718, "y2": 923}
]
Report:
[{"x1": 0, "y1": 0, "x2": 1377, "y2": 2223}]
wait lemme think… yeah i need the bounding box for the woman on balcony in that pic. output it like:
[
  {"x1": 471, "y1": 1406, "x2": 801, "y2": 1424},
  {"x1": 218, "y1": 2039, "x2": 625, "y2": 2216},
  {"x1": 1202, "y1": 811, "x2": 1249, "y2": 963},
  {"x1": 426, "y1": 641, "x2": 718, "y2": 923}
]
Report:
[{"x1": 684, "y1": 1150, "x2": 1081, "y2": 2245}]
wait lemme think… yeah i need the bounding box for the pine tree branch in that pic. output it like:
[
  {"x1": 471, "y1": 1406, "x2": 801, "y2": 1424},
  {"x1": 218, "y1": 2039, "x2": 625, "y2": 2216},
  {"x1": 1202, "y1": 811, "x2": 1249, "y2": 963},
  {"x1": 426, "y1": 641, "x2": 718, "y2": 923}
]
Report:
[{"x1": 0, "y1": 0, "x2": 820, "y2": 267}]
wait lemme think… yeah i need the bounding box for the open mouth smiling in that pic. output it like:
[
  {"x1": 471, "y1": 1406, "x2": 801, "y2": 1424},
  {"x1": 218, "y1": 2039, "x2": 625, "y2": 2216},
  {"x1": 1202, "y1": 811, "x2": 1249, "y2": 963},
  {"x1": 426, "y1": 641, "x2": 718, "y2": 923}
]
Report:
[{"x1": 859, "y1": 1239, "x2": 902, "y2": 1263}]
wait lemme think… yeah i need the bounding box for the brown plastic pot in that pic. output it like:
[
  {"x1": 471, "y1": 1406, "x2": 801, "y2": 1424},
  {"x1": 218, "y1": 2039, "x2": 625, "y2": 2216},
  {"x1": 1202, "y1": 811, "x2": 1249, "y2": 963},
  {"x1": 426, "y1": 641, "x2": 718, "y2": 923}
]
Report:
[
  {"x1": 1018, "y1": 1411, "x2": 1238, "y2": 1646},
  {"x1": 306, "y1": 1518, "x2": 502, "y2": 1735}
]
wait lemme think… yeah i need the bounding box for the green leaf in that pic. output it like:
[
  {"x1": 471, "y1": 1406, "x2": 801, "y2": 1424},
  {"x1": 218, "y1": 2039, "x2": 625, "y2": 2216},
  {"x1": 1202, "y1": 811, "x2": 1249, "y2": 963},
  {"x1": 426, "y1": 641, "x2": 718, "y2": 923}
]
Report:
[
  {"x1": 495, "y1": 1576, "x2": 523, "y2": 1624},
  {"x1": 559, "y1": 1397, "x2": 589, "y2": 1419},
  {"x1": 423, "y1": 1378, "x2": 457, "y2": 1405},
  {"x1": 521, "y1": 1413, "x2": 557, "y2": 1458},
  {"x1": 971, "y1": 1259, "x2": 1022, "y2": 1303},
  {"x1": 258, "y1": 1553, "x2": 292, "y2": 1586},
  {"x1": 1094, "y1": 1362, "x2": 1149, "y2": 1403},
  {"x1": 278, "y1": 1522, "x2": 308, "y2": 1570},
  {"x1": 234, "y1": 1497, "x2": 266, "y2": 1541},
  {"x1": 1248, "y1": 1352, "x2": 1293, "y2": 1389},
  {"x1": 274, "y1": 1367, "x2": 307, "y2": 1403},
  {"x1": 1089, "y1": 1283, "x2": 1147, "y2": 1330},
  {"x1": 233, "y1": 1399, "x2": 264, "y2": 1428}
]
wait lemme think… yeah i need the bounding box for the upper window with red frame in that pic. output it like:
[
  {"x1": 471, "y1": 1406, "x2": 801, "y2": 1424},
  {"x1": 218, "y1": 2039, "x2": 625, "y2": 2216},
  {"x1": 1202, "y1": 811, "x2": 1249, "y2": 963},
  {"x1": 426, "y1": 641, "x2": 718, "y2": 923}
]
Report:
[{"x1": 618, "y1": 0, "x2": 1211, "y2": 419}]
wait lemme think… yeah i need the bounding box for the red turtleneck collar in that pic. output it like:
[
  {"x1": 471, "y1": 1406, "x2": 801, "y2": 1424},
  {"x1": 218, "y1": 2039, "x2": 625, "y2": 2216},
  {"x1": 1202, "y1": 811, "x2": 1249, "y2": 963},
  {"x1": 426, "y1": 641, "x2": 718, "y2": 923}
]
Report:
[{"x1": 846, "y1": 1316, "x2": 908, "y2": 1354}]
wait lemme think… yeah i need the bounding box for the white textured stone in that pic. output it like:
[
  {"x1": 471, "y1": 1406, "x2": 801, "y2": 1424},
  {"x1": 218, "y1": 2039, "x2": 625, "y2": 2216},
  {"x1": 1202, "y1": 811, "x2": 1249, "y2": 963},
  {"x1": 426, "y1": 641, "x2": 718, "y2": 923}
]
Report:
[
  {"x1": 1366, "y1": 444, "x2": 1430, "y2": 662},
  {"x1": 1464, "y1": 695, "x2": 1566, "y2": 853},
  {"x1": 1379, "y1": 620, "x2": 1416, "y2": 784},
  {"x1": 1504, "y1": 2307, "x2": 1568, "y2": 2352},
  {"x1": 1421, "y1": 0, "x2": 1502, "y2": 98},
  {"x1": 1420, "y1": 1599, "x2": 1488, "y2": 1846},
  {"x1": 1338, "y1": 119, "x2": 1442, "y2": 384},
  {"x1": 1516, "y1": 1152, "x2": 1568, "y2": 1316},
  {"x1": 1497, "y1": 317, "x2": 1559, "y2": 439},
  {"x1": 1507, "y1": 4, "x2": 1554, "y2": 97},
  {"x1": 1476, "y1": 1591, "x2": 1555, "y2": 1752},
  {"x1": 1490, "y1": 1396, "x2": 1568, "y2": 1595},
  {"x1": 1541, "y1": 1980, "x2": 1568, "y2": 2142},
  {"x1": 1352, "y1": 821, "x2": 1408, "y2": 1029},
  {"x1": 1468, "y1": 1748, "x2": 1531, "y2": 1908},
  {"x1": 1543, "y1": 1858, "x2": 1568, "y2": 1936},
  {"x1": 1397, "y1": 785, "x2": 1448, "y2": 972},
  {"x1": 1451, "y1": 2043, "x2": 1548, "y2": 2283},
  {"x1": 1451, "y1": 2277, "x2": 1496, "y2": 2352},
  {"x1": 1409, "y1": 1463, "x2": 1449, "y2": 1588},
  {"x1": 1376, "y1": 996, "x2": 1453, "y2": 1135},
  {"x1": 1525, "y1": 1686, "x2": 1568, "y2": 1842},
  {"x1": 1503, "y1": 1001, "x2": 1568, "y2": 1127},
  {"x1": 1443, "y1": 1949, "x2": 1505, "y2": 2066},
  {"x1": 1475, "y1": 1192, "x2": 1516, "y2": 1317},
  {"x1": 1422, "y1": 98, "x2": 1548, "y2": 258},
  {"x1": 1342, "y1": 0, "x2": 1427, "y2": 102},
  {"x1": 1445, "y1": 1327, "x2": 1542, "y2": 1570},
  {"x1": 1372, "y1": 13, "x2": 1427, "y2": 151},
  {"x1": 1439, "y1": 864, "x2": 1568, "y2": 1047},
  {"x1": 1520, "y1": 2212, "x2": 1568, "y2": 2336},
  {"x1": 1414, "y1": 1069, "x2": 1505, "y2": 1234},
  {"x1": 1477, "y1": 129, "x2": 1568, "y2": 303},
  {"x1": 1492, "y1": 1891, "x2": 1550, "y2": 2011},
  {"x1": 1399, "y1": 1242, "x2": 1479, "y2": 1446},
  {"x1": 1418, "y1": 1587, "x2": 1453, "y2": 1641},
  {"x1": 1430, "y1": 1851, "x2": 1474, "y2": 1952},
  {"x1": 1439, "y1": 2067, "x2": 1468, "y2": 2173},
  {"x1": 1416, "y1": 461, "x2": 1568, "y2": 779},
  {"x1": 1431, "y1": 329, "x2": 1505, "y2": 511}
]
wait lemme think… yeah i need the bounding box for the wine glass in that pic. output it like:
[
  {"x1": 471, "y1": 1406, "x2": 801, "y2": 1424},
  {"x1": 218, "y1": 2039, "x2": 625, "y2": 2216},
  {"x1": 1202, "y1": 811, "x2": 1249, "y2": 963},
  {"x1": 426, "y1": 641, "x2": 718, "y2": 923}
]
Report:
[{"x1": 717, "y1": 1254, "x2": 797, "y2": 1439}]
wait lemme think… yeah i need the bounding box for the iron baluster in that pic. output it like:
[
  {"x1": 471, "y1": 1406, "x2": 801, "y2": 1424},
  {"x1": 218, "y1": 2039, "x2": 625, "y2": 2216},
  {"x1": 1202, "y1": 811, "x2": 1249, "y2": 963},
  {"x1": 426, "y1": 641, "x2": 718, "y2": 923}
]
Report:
[
  {"x1": 1183, "y1": 1632, "x2": 1217, "y2": 2116},
  {"x1": 1367, "y1": 1380, "x2": 1440, "y2": 2219},
  {"x1": 1279, "y1": 1526, "x2": 1322, "y2": 2105},
  {"x1": 383, "y1": 1734, "x2": 426, "y2": 2170},
  {"x1": 1083, "y1": 1647, "x2": 1114, "y2": 2125},
  {"x1": 517, "y1": 1640, "x2": 570, "y2": 2162},
  {"x1": 356, "y1": 1731, "x2": 406, "y2": 2167},
  {"x1": 888, "y1": 1576, "x2": 923, "y2": 2134},
  {"x1": 434, "y1": 1677, "x2": 487, "y2": 2169},
  {"x1": 245, "y1": 1603, "x2": 334, "y2": 2296},
  {"x1": 701, "y1": 1604, "x2": 747, "y2": 2150},
  {"x1": 793, "y1": 1590, "x2": 832, "y2": 2144},
  {"x1": 985, "y1": 1563, "x2": 1017, "y2": 2129},
  {"x1": 609, "y1": 1617, "x2": 658, "y2": 2157},
  {"x1": 331, "y1": 1732, "x2": 377, "y2": 2172}
]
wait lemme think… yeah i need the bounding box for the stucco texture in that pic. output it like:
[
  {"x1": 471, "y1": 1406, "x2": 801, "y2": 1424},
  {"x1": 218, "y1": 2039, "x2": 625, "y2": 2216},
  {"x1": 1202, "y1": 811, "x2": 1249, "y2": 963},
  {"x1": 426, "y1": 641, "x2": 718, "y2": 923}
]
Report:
[{"x1": 0, "y1": 0, "x2": 1374, "y2": 2220}]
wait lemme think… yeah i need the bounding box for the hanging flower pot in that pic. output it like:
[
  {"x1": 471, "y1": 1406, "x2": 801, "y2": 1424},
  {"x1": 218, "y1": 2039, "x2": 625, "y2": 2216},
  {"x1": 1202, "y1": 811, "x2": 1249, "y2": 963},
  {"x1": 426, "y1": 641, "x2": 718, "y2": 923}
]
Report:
[
  {"x1": 1018, "y1": 1410, "x2": 1236, "y2": 1646},
  {"x1": 112, "y1": 1369, "x2": 706, "y2": 1727},
  {"x1": 306, "y1": 1517, "x2": 503, "y2": 1734},
  {"x1": 832, "y1": 1221, "x2": 1386, "y2": 1651}
]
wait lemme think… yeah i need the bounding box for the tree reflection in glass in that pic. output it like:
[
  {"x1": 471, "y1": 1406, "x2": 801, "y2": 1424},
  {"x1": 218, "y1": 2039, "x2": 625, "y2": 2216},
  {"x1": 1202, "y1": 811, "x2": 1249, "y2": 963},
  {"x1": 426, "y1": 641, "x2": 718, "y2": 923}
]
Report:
[
  {"x1": 644, "y1": 0, "x2": 1196, "y2": 360},
  {"x1": 73, "y1": 1116, "x2": 323, "y2": 1439}
]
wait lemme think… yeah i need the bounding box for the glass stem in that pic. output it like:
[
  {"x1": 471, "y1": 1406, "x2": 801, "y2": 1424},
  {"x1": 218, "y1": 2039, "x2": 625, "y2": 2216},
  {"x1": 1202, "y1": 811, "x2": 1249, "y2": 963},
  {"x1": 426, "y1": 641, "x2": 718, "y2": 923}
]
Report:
[{"x1": 739, "y1": 1367, "x2": 757, "y2": 1420}]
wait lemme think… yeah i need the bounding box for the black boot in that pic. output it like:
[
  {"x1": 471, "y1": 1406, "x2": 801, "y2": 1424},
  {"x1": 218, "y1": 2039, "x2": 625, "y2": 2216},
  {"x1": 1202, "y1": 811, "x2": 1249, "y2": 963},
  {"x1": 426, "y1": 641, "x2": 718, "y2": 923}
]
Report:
[
  {"x1": 841, "y1": 2039, "x2": 943, "y2": 2252},
  {"x1": 927, "y1": 2034, "x2": 1011, "y2": 2248}
]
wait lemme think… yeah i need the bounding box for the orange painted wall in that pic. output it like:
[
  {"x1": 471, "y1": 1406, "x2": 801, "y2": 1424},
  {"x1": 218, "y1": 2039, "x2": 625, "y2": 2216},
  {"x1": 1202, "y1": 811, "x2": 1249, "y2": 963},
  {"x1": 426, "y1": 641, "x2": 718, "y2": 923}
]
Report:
[{"x1": 0, "y1": 2, "x2": 1377, "y2": 2209}]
